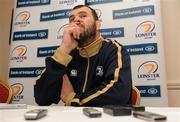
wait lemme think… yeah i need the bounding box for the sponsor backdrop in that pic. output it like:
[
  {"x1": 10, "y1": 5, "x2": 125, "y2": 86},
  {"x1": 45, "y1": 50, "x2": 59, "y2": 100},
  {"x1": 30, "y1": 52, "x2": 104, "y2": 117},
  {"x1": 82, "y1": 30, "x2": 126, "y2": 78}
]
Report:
[{"x1": 8, "y1": 0, "x2": 168, "y2": 106}]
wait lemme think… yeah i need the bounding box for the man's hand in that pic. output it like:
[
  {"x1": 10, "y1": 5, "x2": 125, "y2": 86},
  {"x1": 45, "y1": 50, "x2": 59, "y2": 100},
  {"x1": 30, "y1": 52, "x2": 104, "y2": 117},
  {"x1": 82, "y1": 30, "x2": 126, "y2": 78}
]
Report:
[
  {"x1": 60, "y1": 74, "x2": 74, "y2": 103},
  {"x1": 60, "y1": 23, "x2": 81, "y2": 54}
]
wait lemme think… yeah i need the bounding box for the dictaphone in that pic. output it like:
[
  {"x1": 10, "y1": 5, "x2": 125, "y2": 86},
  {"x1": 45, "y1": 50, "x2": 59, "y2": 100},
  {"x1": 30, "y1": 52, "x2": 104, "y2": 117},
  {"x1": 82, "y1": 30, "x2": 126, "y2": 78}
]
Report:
[
  {"x1": 24, "y1": 109, "x2": 48, "y2": 120},
  {"x1": 83, "y1": 108, "x2": 102, "y2": 118},
  {"x1": 133, "y1": 111, "x2": 167, "y2": 121}
]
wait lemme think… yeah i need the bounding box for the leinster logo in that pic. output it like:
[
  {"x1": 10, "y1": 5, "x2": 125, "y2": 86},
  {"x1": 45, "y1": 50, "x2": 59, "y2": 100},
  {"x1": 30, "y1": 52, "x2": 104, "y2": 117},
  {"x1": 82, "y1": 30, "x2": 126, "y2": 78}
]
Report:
[
  {"x1": 10, "y1": 45, "x2": 27, "y2": 62},
  {"x1": 138, "y1": 61, "x2": 160, "y2": 80},
  {"x1": 96, "y1": 66, "x2": 103, "y2": 76},
  {"x1": 14, "y1": 11, "x2": 30, "y2": 27},
  {"x1": 11, "y1": 83, "x2": 24, "y2": 102},
  {"x1": 70, "y1": 69, "x2": 77, "y2": 77},
  {"x1": 136, "y1": 21, "x2": 156, "y2": 39}
]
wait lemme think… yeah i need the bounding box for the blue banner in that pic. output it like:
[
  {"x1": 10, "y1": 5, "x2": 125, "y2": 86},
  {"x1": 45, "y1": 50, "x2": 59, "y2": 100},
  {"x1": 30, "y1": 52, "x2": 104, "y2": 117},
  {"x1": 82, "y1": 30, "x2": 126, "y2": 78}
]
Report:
[
  {"x1": 40, "y1": 9, "x2": 71, "y2": 21},
  {"x1": 136, "y1": 85, "x2": 161, "y2": 97},
  {"x1": 13, "y1": 29, "x2": 48, "y2": 41},
  {"x1": 100, "y1": 27, "x2": 124, "y2": 38},
  {"x1": 37, "y1": 46, "x2": 59, "y2": 57},
  {"x1": 125, "y1": 43, "x2": 158, "y2": 55},
  {"x1": 86, "y1": 0, "x2": 122, "y2": 5},
  {"x1": 17, "y1": 0, "x2": 50, "y2": 8},
  {"x1": 113, "y1": 5, "x2": 155, "y2": 19},
  {"x1": 9, "y1": 67, "x2": 45, "y2": 78}
]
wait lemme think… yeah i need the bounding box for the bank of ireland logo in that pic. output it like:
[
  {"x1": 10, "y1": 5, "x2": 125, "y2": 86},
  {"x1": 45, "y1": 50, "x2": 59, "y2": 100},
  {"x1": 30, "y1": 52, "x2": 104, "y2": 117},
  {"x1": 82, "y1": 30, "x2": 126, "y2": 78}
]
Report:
[
  {"x1": 66, "y1": 10, "x2": 71, "y2": 16},
  {"x1": 14, "y1": 11, "x2": 30, "y2": 27},
  {"x1": 138, "y1": 61, "x2": 160, "y2": 80},
  {"x1": 11, "y1": 83, "x2": 24, "y2": 102},
  {"x1": 10, "y1": 45, "x2": 27, "y2": 62},
  {"x1": 113, "y1": 29, "x2": 122, "y2": 36},
  {"x1": 35, "y1": 69, "x2": 43, "y2": 76},
  {"x1": 147, "y1": 87, "x2": 158, "y2": 95},
  {"x1": 57, "y1": 23, "x2": 68, "y2": 40},
  {"x1": 38, "y1": 31, "x2": 47, "y2": 38},
  {"x1": 136, "y1": 85, "x2": 161, "y2": 97},
  {"x1": 142, "y1": 6, "x2": 153, "y2": 14},
  {"x1": 145, "y1": 45, "x2": 155, "y2": 52},
  {"x1": 136, "y1": 21, "x2": 156, "y2": 39}
]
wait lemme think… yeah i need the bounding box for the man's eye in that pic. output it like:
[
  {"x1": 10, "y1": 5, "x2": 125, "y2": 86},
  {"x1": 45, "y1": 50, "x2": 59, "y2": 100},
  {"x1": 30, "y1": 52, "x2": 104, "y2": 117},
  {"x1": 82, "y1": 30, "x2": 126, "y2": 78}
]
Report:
[
  {"x1": 79, "y1": 14, "x2": 86, "y2": 18},
  {"x1": 69, "y1": 18, "x2": 74, "y2": 22}
]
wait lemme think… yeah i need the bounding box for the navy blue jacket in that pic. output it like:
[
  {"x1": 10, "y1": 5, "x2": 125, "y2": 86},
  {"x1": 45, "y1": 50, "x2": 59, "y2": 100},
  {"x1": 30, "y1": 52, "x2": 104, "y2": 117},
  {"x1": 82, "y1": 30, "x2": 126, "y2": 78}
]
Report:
[{"x1": 34, "y1": 37, "x2": 132, "y2": 106}]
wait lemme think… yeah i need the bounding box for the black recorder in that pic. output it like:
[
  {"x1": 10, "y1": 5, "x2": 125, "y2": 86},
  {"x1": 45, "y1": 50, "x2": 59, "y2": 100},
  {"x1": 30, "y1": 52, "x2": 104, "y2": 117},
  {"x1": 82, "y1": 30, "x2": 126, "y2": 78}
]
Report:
[
  {"x1": 102, "y1": 105, "x2": 145, "y2": 116},
  {"x1": 83, "y1": 108, "x2": 102, "y2": 118},
  {"x1": 103, "y1": 105, "x2": 132, "y2": 116},
  {"x1": 131, "y1": 105, "x2": 145, "y2": 111}
]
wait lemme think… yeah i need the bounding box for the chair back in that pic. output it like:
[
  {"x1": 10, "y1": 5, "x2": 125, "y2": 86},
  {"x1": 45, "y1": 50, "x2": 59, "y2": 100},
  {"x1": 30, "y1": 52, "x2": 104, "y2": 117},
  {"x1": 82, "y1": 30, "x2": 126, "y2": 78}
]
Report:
[
  {"x1": 0, "y1": 80, "x2": 13, "y2": 103},
  {"x1": 131, "y1": 85, "x2": 141, "y2": 105}
]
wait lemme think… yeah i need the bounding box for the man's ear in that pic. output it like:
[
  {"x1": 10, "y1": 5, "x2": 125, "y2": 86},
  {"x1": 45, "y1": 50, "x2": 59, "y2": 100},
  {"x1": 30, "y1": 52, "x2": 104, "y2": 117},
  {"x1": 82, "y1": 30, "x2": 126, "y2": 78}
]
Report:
[{"x1": 96, "y1": 21, "x2": 101, "y2": 31}]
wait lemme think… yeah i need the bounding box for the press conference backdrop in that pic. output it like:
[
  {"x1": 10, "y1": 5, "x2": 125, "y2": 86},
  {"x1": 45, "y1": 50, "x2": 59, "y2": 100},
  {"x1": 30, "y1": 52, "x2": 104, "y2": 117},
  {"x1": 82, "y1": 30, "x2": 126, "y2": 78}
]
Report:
[{"x1": 8, "y1": 0, "x2": 168, "y2": 106}]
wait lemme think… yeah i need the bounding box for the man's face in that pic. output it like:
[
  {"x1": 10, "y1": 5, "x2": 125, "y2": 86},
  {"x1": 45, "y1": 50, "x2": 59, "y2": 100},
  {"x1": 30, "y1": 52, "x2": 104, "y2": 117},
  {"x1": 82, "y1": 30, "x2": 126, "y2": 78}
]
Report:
[{"x1": 69, "y1": 7, "x2": 99, "y2": 46}]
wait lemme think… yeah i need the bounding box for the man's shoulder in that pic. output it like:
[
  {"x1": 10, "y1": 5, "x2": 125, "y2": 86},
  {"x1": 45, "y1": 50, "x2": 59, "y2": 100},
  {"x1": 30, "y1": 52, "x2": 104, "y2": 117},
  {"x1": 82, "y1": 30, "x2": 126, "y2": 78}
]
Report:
[
  {"x1": 102, "y1": 38, "x2": 123, "y2": 48},
  {"x1": 101, "y1": 38, "x2": 129, "y2": 56}
]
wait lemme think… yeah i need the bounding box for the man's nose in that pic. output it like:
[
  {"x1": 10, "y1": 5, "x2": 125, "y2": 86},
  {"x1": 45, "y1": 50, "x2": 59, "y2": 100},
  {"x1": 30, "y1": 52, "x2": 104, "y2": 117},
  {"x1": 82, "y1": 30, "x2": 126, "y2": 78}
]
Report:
[{"x1": 73, "y1": 16, "x2": 81, "y2": 24}]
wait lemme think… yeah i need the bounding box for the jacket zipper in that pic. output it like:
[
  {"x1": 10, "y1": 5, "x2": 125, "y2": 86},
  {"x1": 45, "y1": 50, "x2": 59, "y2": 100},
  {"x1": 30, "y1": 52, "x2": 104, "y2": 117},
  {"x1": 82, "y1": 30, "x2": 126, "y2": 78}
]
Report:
[{"x1": 82, "y1": 58, "x2": 90, "y2": 93}]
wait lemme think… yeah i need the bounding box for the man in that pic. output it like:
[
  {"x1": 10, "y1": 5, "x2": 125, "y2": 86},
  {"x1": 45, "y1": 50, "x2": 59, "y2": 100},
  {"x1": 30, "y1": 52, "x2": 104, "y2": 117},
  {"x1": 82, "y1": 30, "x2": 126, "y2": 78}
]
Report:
[{"x1": 34, "y1": 5, "x2": 132, "y2": 106}]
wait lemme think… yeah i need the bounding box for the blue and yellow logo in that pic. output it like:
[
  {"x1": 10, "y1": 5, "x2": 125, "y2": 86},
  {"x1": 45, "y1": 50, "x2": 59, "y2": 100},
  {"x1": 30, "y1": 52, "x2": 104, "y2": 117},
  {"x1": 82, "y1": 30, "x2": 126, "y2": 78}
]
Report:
[
  {"x1": 11, "y1": 45, "x2": 27, "y2": 62},
  {"x1": 15, "y1": 11, "x2": 30, "y2": 27},
  {"x1": 11, "y1": 83, "x2": 24, "y2": 102},
  {"x1": 136, "y1": 21, "x2": 156, "y2": 39},
  {"x1": 138, "y1": 61, "x2": 160, "y2": 80}
]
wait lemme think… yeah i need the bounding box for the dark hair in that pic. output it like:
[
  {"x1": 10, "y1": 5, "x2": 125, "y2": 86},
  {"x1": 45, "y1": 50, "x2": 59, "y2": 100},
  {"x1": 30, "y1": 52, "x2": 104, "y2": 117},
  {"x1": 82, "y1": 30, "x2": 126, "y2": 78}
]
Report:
[{"x1": 72, "y1": 5, "x2": 98, "y2": 21}]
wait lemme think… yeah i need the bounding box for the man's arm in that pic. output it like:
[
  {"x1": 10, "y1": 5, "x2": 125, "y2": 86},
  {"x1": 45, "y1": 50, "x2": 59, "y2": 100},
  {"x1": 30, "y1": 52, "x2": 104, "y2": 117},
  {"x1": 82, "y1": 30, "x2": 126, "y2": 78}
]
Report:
[
  {"x1": 34, "y1": 57, "x2": 64, "y2": 105},
  {"x1": 34, "y1": 47, "x2": 73, "y2": 106},
  {"x1": 34, "y1": 22, "x2": 80, "y2": 106}
]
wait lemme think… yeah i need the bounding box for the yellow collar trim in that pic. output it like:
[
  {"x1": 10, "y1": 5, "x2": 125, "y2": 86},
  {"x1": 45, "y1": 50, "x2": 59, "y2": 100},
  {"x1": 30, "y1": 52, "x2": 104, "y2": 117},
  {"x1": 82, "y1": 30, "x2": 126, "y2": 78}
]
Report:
[{"x1": 77, "y1": 36, "x2": 103, "y2": 58}]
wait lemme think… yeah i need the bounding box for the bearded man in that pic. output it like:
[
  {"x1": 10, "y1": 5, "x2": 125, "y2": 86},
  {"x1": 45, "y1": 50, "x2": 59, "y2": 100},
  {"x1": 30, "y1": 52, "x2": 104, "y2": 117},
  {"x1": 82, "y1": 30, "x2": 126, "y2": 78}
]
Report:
[{"x1": 34, "y1": 5, "x2": 132, "y2": 106}]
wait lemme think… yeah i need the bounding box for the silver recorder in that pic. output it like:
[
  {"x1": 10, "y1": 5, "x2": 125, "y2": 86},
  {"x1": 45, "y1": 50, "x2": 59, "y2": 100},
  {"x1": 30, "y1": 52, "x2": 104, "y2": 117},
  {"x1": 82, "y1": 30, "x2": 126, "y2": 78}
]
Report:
[{"x1": 24, "y1": 109, "x2": 48, "y2": 120}]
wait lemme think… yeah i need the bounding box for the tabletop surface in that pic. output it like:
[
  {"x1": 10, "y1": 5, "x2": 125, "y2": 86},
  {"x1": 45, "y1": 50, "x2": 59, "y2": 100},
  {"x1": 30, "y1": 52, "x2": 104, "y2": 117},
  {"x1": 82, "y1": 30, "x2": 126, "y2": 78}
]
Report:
[{"x1": 1, "y1": 105, "x2": 180, "y2": 122}]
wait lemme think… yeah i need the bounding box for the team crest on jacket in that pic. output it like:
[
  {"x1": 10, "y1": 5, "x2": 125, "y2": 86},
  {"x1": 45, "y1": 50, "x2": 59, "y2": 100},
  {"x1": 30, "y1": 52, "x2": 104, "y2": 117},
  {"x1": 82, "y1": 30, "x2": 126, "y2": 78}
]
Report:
[
  {"x1": 70, "y1": 69, "x2": 77, "y2": 76},
  {"x1": 96, "y1": 66, "x2": 103, "y2": 76}
]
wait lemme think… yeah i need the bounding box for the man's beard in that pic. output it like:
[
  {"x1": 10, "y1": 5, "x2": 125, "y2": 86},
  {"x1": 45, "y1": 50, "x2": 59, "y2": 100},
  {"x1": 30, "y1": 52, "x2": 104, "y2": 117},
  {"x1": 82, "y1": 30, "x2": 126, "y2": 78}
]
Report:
[{"x1": 77, "y1": 22, "x2": 96, "y2": 47}]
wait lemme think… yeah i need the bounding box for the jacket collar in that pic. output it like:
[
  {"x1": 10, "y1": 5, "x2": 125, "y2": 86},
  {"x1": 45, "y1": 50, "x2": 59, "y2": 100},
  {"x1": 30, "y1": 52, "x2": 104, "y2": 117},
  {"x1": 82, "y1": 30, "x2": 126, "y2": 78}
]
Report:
[{"x1": 77, "y1": 36, "x2": 103, "y2": 58}]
